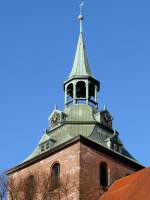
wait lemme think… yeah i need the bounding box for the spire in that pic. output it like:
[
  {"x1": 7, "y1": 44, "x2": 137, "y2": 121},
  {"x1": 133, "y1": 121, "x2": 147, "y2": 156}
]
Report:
[
  {"x1": 64, "y1": 3, "x2": 100, "y2": 109},
  {"x1": 69, "y1": 3, "x2": 92, "y2": 78}
]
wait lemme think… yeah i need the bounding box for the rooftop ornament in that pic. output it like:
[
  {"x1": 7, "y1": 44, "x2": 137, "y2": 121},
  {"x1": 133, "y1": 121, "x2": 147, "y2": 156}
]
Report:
[{"x1": 78, "y1": 2, "x2": 84, "y2": 32}]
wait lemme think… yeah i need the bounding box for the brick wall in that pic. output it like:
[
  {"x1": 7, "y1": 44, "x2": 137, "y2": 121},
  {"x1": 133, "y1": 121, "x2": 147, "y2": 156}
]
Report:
[
  {"x1": 8, "y1": 141, "x2": 139, "y2": 200},
  {"x1": 8, "y1": 142, "x2": 80, "y2": 200},
  {"x1": 80, "y1": 143, "x2": 137, "y2": 200}
]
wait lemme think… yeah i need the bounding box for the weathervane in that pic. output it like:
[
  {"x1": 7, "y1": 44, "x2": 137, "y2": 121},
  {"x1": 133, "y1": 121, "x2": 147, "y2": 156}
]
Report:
[
  {"x1": 78, "y1": 2, "x2": 85, "y2": 32},
  {"x1": 79, "y1": 2, "x2": 84, "y2": 16}
]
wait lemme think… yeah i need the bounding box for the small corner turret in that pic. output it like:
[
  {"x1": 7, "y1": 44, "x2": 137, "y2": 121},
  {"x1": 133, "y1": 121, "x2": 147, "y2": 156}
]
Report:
[{"x1": 100, "y1": 105, "x2": 113, "y2": 129}]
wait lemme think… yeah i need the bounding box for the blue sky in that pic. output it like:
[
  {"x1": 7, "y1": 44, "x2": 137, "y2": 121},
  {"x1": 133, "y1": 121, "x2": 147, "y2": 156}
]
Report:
[{"x1": 0, "y1": 0, "x2": 150, "y2": 172}]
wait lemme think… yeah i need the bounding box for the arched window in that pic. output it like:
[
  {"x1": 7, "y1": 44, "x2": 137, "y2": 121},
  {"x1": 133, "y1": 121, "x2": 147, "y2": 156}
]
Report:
[
  {"x1": 24, "y1": 175, "x2": 36, "y2": 199},
  {"x1": 76, "y1": 81, "x2": 86, "y2": 98},
  {"x1": 67, "y1": 83, "x2": 73, "y2": 102},
  {"x1": 100, "y1": 162, "x2": 108, "y2": 188},
  {"x1": 51, "y1": 163, "x2": 60, "y2": 190}
]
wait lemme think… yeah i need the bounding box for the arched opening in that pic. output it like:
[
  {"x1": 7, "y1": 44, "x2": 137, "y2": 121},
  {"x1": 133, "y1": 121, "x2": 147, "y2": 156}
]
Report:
[
  {"x1": 76, "y1": 81, "x2": 86, "y2": 104},
  {"x1": 100, "y1": 162, "x2": 108, "y2": 188},
  {"x1": 67, "y1": 83, "x2": 73, "y2": 102},
  {"x1": 89, "y1": 82, "x2": 95, "y2": 101},
  {"x1": 51, "y1": 163, "x2": 60, "y2": 190},
  {"x1": 76, "y1": 81, "x2": 86, "y2": 98}
]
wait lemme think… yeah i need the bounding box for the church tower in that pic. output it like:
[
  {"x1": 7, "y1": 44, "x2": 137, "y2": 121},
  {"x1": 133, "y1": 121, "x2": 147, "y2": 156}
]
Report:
[{"x1": 6, "y1": 5, "x2": 143, "y2": 200}]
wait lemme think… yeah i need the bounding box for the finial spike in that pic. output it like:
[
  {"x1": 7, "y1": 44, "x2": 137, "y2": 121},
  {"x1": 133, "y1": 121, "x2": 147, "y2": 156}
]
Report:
[
  {"x1": 54, "y1": 105, "x2": 57, "y2": 110},
  {"x1": 103, "y1": 105, "x2": 107, "y2": 111}
]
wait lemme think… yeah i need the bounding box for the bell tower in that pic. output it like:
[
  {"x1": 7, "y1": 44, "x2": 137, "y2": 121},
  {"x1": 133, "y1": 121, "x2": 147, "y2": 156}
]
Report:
[
  {"x1": 64, "y1": 5, "x2": 100, "y2": 109},
  {"x1": 6, "y1": 4, "x2": 144, "y2": 200}
]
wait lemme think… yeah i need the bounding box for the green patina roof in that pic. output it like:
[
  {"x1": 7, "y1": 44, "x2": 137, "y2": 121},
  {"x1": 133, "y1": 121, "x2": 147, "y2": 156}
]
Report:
[
  {"x1": 24, "y1": 104, "x2": 135, "y2": 163},
  {"x1": 69, "y1": 31, "x2": 92, "y2": 78},
  {"x1": 65, "y1": 104, "x2": 97, "y2": 121}
]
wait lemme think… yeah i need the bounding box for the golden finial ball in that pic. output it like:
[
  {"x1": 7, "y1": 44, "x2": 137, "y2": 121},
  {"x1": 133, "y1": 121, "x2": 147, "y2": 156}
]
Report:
[{"x1": 78, "y1": 15, "x2": 84, "y2": 20}]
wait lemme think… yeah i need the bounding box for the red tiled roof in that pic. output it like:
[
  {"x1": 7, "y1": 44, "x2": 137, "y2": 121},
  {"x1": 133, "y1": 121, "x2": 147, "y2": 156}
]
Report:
[{"x1": 100, "y1": 167, "x2": 150, "y2": 200}]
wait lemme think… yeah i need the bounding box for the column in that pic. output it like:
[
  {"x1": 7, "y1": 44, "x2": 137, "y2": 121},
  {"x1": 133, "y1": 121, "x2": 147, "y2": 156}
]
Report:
[
  {"x1": 95, "y1": 85, "x2": 98, "y2": 103},
  {"x1": 64, "y1": 85, "x2": 67, "y2": 108},
  {"x1": 73, "y1": 82, "x2": 76, "y2": 104}
]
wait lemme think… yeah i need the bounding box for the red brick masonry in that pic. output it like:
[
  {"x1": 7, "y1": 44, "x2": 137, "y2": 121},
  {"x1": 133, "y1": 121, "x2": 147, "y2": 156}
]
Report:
[{"x1": 7, "y1": 137, "x2": 143, "y2": 200}]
